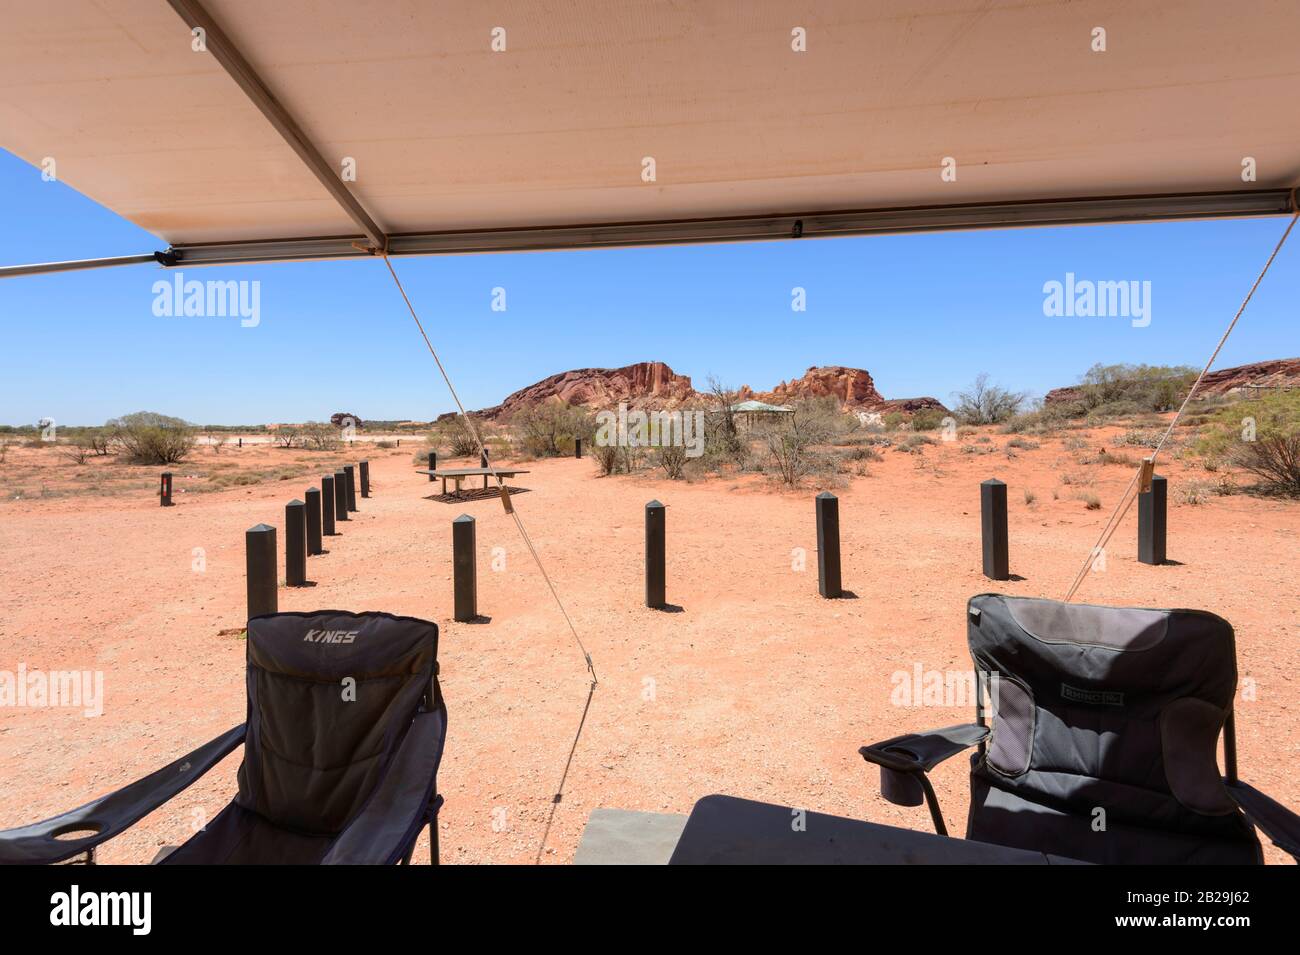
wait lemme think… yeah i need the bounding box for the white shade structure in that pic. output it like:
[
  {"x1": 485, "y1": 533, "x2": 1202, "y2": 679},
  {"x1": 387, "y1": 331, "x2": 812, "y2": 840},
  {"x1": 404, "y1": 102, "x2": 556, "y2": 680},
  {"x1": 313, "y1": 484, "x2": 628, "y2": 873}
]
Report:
[{"x1": 2, "y1": 0, "x2": 1297, "y2": 273}]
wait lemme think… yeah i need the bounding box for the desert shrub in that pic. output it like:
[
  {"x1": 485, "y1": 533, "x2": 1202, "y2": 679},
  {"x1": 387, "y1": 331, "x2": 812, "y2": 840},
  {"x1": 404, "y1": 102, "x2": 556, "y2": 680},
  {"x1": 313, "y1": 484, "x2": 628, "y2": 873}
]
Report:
[
  {"x1": 1177, "y1": 479, "x2": 1215, "y2": 506},
  {"x1": 1063, "y1": 435, "x2": 1088, "y2": 451},
  {"x1": 512, "y1": 401, "x2": 591, "y2": 457},
  {"x1": 593, "y1": 443, "x2": 620, "y2": 476},
  {"x1": 895, "y1": 433, "x2": 935, "y2": 453},
  {"x1": 1060, "y1": 471, "x2": 1093, "y2": 486},
  {"x1": 108, "y1": 412, "x2": 195, "y2": 465},
  {"x1": 757, "y1": 401, "x2": 836, "y2": 485},
  {"x1": 1076, "y1": 363, "x2": 1196, "y2": 415},
  {"x1": 1197, "y1": 391, "x2": 1300, "y2": 495},
  {"x1": 299, "y1": 422, "x2": 340, "y2": 451},
  {"x1": 1000, "y1": 403, "x2": 1071, "y2": 434},
  {"x1": 436, "y1": 415, "x2": 480, "y2": 457},
  {"x1": 656, "y1": 445, "x2": 688, "y2": 479},
  {"x1": 1076, "y1": 491, "x2": 1102, "y2": 509},
  {"x1": 1115, "y1": 429, "x2": 1163, "y2": 449},
  {"x1": 952, "y1": 373, "x2": 1027, "y2": 425},
  {"x1": 910, "y1": 407, "x2": 946, "y2": 431},
  {"x1": 1007, "y1": 437, "x2": 1040, "y2": 450},
  {"x1": 1023, "y1": 488, "x2": 1037, "y2": 505},
  {"x1": 58, "y1": 442, "x2": 89, "y2": 465},
  {"x1": 705, "y1": 377, "x2": 747, "y2": 463},
  {"x1": 961, "y1": 444, "x2": 994, "y2": 456},
  {"x1": 207, "y1": 432, "x2": 228, "y2": 453},
  {"x1": 840, "y1": 445, "x2": 882, "y2": 463},
  {"x1": 376, "y1": 440, "x2": 395, "y2": 449}
]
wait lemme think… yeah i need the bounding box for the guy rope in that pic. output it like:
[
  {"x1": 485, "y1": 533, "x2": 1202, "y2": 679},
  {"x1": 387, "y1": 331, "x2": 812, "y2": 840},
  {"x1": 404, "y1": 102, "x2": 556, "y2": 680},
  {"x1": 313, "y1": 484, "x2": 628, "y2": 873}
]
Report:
[
  {"x1": 1062, "y1": 191, "x2": 1299, "y2": 602},
  {"x1": 379, "y1": 253, "x2": 597, "y2": 863}
]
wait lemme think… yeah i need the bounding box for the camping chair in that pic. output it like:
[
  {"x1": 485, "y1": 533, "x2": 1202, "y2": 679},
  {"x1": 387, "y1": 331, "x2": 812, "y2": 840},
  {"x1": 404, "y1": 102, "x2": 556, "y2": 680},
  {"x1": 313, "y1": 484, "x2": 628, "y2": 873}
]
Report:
[
  {"x1": 860, "y1": 594, "x2": 1300, "y2": 864},
  {"x1": 0, "y1": 610, "x2": 446, "y2": 865}
]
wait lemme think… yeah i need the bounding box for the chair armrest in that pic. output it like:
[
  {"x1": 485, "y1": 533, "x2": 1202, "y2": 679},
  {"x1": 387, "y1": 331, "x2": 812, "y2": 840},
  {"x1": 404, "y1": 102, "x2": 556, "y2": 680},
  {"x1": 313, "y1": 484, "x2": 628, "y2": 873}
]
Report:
[
  {"x1": 859, "y1": 724, "x2": 988, "y2": 835},
  {"x1": 859, "y1": 723, "x2": 990, "y2": 774},
  {"x1": 1227, "y1": 781, "x2": 1300, "y2": 860},
  {"x1": 0, "y1": 723, "x2": 245, "y2": 865},
  {"x1": 323, "y1": 706, "x2": 447, "y2": 865}
]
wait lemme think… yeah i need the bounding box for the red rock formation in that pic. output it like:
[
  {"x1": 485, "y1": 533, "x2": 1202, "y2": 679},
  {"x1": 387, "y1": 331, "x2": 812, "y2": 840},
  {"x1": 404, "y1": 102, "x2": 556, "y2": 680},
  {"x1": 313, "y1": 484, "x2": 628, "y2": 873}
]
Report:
[
  {"x1": 1045, "y1": 358, "x2": 1300, "y2": 405},
  {"x1": 758, "y1": 366, "x2": 884, "y2": 406},
  {"x1": 484, "y1": 361, "x2": 697, "y2": 419},
  {"x1": 875, "y1": 396, "x2": 949, "y2": 414},
  {"x1": 475, "y1": 362, "x2": 953, "y2": 420}
]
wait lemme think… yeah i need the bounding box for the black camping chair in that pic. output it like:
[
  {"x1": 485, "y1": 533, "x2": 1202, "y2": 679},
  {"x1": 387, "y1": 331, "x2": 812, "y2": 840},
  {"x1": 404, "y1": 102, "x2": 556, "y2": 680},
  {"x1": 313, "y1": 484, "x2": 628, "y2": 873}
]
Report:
[
  {"x1": 860, "y1": 594, "x2": 1300, "y2": 864},
  {"x1": 0, "y1": 610, "x2": 446, "y2": 865}
]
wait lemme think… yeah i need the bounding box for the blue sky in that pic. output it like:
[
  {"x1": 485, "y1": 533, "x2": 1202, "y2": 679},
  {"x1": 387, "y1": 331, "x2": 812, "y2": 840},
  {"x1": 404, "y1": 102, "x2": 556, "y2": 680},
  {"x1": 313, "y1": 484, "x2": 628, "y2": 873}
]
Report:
[{"x1": 1, "y1": 146, "x2": 1296, "y2": 426}]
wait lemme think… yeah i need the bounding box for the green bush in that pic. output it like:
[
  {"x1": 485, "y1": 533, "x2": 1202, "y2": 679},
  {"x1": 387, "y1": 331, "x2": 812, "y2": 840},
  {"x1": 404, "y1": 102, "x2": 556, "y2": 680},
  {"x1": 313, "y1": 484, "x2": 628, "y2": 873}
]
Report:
[
  {"x1": 1197, "y1": 391, "x2": 1300, "y2": 496},
  {"x1": 108, "y1": 412, "x2": 195, "y2": 465},
  {"x1": 910, "y1": 408, "x2": 946, "y2": 431}
]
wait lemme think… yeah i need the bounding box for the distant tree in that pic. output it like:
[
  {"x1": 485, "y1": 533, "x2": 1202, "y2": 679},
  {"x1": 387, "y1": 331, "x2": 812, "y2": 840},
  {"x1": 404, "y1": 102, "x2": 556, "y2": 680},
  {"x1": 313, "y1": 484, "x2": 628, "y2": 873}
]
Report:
[
  {"x1": 107, "y1": 411, "x2": 195, "y2": 464},
  {"x1": 953, "y1": 374, "x2": 1027, "y2": 425}
]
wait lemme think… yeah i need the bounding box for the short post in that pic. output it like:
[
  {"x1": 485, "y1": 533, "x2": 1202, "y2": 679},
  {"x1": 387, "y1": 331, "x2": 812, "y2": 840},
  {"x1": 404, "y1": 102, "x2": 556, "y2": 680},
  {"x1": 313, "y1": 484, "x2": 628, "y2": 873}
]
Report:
[
  {"x1": 815, "y1": 492, "x2": 842, "y2": 598},
  {"x1": 575, "y1": 438, "x2": 582, "y2": 459},
  {"x1": 160, "y1": 472, "x2": 173, "y2": 507},
  {"x1": 334, "y1": 470, "x2": 350, "y2": 521},
  {"x1": 321, "y1": 476, "x2": 337, "y2": 535},
  {"x1": 344, "y1": 465, "x2": 358, "y2": 511},
  {"x1": 305, "y1": 487, "x2": 323, "y2": 555},
  {"x1": 428, "y1": 451, "x2": 437, "y2": 481},
  {"x1": 480, "y1": 448, "x2": 490, "y2": 489},
  {"x1": 453, "y1": 514, "x2": 477, "y2": 622},
  {"x1": 981, "y1": 478, "x2": 1009, "y2": 581},
  {"x1": 238, "y1": 437, "x2": 242, "y2": 448},
  {"x1": 285, "y1": 500, "x2": 307, "y2": 586},
  {"x1": 645, "y1": 500, "x2": 666, "y2": 609},
  {"x1": 1138, "y1": 474, "x2": 1167, "y2": 565},
  {"x1": 359, "y1": 460, "x2": 370, "y2": 498},
  {"x1": 245, "y1": 523, "x2": 278, "y2": 621}
]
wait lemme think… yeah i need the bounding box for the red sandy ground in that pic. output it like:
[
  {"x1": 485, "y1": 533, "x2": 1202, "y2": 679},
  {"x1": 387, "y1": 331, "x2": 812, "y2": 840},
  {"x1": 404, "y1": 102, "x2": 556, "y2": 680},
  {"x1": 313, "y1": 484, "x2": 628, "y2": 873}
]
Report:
[{"x1": 0, "y1": 428, "x2": 1295, "y2": 864}]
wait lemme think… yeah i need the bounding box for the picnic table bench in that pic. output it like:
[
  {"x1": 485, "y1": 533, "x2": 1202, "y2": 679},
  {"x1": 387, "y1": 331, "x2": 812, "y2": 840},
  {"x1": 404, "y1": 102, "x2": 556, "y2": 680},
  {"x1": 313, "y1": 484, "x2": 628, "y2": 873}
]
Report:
[{"x1": 416, "y1": 467, "x2": 530, "y2": 497}]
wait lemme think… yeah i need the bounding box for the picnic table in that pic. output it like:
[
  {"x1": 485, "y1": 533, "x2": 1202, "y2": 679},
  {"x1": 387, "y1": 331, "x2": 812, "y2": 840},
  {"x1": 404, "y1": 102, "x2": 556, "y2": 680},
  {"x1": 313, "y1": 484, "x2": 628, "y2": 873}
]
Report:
[{"x1": 415, "y1": 467, "x2": 530, "y2": 497}]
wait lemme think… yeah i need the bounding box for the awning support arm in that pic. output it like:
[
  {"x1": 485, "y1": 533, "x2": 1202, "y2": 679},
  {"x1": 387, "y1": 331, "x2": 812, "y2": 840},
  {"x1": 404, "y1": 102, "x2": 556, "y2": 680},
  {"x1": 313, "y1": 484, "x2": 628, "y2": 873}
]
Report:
[{"x1": 164, "y1": 0, "x2": 388, "y2": 253}]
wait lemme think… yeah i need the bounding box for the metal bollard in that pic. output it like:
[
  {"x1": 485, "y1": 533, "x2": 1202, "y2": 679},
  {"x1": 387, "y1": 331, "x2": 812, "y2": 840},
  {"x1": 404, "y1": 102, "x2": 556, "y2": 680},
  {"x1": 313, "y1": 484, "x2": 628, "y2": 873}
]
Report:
[
  {"x1": 360, "y1": 460, "x2": 370, "y2": 498},
  {"x1": 453, "y1": 514, "x2": 477, "y2": 622},
  {"x1": 285, "y1": 500, "x2": 307, "y2": 586},
  {"x1": 645, "y1": 500, "x2": 666, "y2": 609},
  {"x1": 980, "y1": 479, "x2": 1009, "y2": 581},
  {"x1": 245, "y1": 523, "x2": 278, "y2": 621},
  {"x1": 322, "y1": 475, "x2": 337, "y2": 535},
  {"x1": 305, "y1": 487, "x2": 323, "y2": 555},
  {"x1": 816, "y1": 492, "x2": 842, "y2": 598},
  {"x1": 344, "y1": 465, "x2": 358, "y2": 512},
  {"x1": 160, "y1": 472, "x2": 173, "y2": 507},
  {"x1": 1138, "y1": 474, "x2": 1167, "y2": 565},
  {"x1": 334, "y1": 470, "x2": 349, "y2": 522}
]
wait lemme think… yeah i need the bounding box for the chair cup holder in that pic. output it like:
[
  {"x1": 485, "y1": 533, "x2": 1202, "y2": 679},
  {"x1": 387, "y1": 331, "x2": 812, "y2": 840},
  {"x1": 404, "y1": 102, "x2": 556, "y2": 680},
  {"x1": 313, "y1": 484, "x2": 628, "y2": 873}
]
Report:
[{"x1": 881, "y1": 766, "x2": 925, "y2": 807}]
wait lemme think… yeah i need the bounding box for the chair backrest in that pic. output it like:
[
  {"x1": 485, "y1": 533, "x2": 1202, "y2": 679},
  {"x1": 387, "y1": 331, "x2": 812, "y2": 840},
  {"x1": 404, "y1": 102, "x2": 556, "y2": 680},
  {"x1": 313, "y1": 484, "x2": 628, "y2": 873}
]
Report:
[
  {"x1": 965, "y1": 594, "x2": 1260, "y2": 864},
  {"x1": 236, "y1": 610, "x2": 438, "y2": 836}
]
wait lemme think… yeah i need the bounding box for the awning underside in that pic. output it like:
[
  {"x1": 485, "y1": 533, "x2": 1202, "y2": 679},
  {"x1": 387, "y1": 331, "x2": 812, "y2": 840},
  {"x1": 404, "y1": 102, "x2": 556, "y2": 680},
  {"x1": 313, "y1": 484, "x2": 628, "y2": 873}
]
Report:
[{"x1": 2, "y1": 0, "x2": 1298, "y2": 267}]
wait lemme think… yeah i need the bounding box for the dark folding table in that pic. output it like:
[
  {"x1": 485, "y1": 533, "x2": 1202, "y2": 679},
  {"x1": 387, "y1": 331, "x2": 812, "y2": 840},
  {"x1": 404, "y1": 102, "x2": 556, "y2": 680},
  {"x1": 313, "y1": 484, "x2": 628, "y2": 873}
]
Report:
[{"x1": 668, "y1": 794, "x2": 1086, "y2": 864}]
